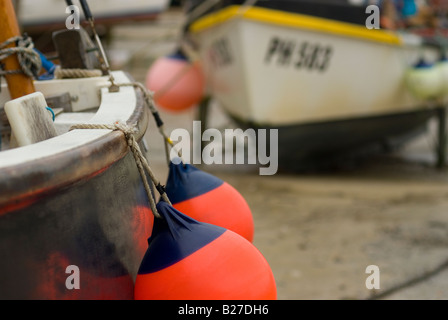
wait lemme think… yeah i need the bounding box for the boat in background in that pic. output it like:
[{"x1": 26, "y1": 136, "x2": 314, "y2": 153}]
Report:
[
  {"x1": 0, "y1": 0, "x2": 154, "y2": 299},
  {"x1": 17, "y1": 0, "x2": 171, "y2": 32},
  {"x1": 185, "y1": 0, "x2": 448, "y2": 170}
]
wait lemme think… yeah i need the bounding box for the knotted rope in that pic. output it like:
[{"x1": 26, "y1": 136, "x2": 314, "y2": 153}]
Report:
[
  {"x1": 70, "y1": 121, "x2": 171, "y2": 219},
  {"x1": 0, "y1": 35, "x2": 41, "y2": 78},
  {"x1": 69, "y1": 74, "x2": 188, "y2": 219}
]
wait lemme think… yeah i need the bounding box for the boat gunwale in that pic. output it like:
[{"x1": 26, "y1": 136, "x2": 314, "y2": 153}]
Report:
[
  {"x1": 0, "y1": 74, "x2": 149, "y2": 211},
  {"x1": 18, "y1": 0, "x2": 171, "y2": 28},
  {"x1": 188, "y1": 4, "x2": 403, "y2": 46}
]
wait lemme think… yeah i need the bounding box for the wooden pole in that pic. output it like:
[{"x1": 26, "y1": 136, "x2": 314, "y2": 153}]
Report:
[{"x1": 0, "y1": 0, "x2": 35, "y2": 99}]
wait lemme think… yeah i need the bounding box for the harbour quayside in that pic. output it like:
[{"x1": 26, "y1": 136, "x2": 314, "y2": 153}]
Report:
[
  {"x1": 185, "y1": 0, "x2": 448, "y2": 170},
  {"x1": 0, "y1": 0, "x2": 278, "y2": 300}
]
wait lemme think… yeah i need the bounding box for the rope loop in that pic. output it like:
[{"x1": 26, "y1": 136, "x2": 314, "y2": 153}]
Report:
[
  {"x1": 0, "y1": 35, "x2": 41, "y2": 78},
  {"x1": 70, "y1": 121, "x2": 171, "y2": 219}
]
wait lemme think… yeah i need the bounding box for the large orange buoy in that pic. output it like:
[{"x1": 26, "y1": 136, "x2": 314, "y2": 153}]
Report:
[
  {"x1": 165, "y1": 161, "x2": 254, "y2": 242},
  {"x1": 134, "y1": 201, "x2": 276, "y2": 300},
  {"x1": 145, "y1": 51, "x2": 205, "y2": 112}
]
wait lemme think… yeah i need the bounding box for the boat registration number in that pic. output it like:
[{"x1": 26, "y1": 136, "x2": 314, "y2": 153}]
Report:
[{"x1": 265, "y1": 36, "x2": 333, "y2": 72}]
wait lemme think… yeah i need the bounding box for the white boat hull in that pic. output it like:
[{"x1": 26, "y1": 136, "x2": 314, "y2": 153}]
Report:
[
  {"x1": 191, "y1": 7, "x2": 439, "y2": 127},
  {"x1": 18, "y1": 0, "x2": 170, "y2": 27}
]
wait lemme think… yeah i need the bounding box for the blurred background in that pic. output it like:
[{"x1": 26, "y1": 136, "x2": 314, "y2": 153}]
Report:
[{"x1": 13, "y1": 0, "x2": 448, "y2": 299}]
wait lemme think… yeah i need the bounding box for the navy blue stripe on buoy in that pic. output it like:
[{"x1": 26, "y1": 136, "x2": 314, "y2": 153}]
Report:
[
  {"x1": 138, "y1": 201, "x2": 226, "y2": 274},
  {"x1": 167, "y1": 49, "x2": 188, "y2": 61},
  {"x1": 166, "y1": 161, "x2": 223, "y2": 204}
]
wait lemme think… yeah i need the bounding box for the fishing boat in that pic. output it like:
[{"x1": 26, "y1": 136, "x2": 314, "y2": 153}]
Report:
[
  {"x1": 185, "y1": 0, "x2": 448, "y2": 170},
  {"x1": 0, "y1": 0, "x2": 156, "y2": 299},
  {"x1": 17, "y1": 0, "x2": 171, "y2": 32}
]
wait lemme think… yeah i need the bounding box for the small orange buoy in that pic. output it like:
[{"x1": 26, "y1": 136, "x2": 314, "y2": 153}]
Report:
[
  {"x1": 145, "y1": 51, "x2": 205, "y2": 112},
  {"x1": 134, "y1": 201, "x2": 276, "y2": 300},
  {"x1": 165, "y1": 161, "x2": 254, "y2": 242}
]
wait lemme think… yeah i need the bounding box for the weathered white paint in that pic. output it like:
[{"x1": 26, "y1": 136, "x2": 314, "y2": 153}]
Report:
[
  {"x1": 194, "y1": 18, "x2": 440, "y2": 126},
  {"x1": 4, "y1": 92, "x2": 57, "y2": 146},
  {"x1": 0, "y1": 71, "x2": 139, "y2": 168},
  {"x1": 0, "y1": 76, "x2": 110, "y2": 112}
]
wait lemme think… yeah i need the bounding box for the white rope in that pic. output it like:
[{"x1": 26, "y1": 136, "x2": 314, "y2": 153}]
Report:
[{"x1": 54, "y1": 67, "x2": 103, "y2": 79}]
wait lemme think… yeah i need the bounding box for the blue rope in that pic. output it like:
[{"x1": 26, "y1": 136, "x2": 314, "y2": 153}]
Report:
[{"x1": 46, "y1": 106, "x2": 55, "y2": 121}]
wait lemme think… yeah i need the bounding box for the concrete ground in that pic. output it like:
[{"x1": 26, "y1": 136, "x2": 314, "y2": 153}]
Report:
[
  {"x1": 142, "y1": 102, "x2": 448, "y2": 301},
  {"x1": 106, "y1": 8, "x2": 448, "y2": 300}
]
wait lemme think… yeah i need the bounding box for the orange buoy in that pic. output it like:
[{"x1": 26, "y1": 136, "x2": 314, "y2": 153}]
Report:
[
  {"x1": 165, "y1": 161, "x2": 254, "y2": 242},
  {"x1": 145, "y1": 51, "x2": 205, "y2": 112},
  {"x1": 134, "y1": 202, "x2": 276, "y2": 300}
]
